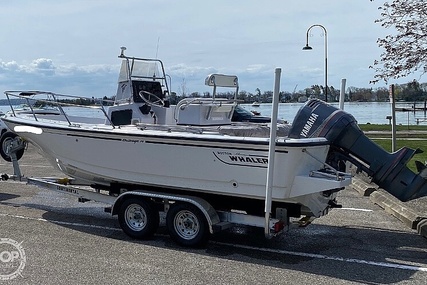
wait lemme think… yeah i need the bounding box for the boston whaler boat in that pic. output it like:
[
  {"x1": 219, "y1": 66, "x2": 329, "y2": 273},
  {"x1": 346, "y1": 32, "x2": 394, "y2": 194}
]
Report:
[{"x1": 0, "y1": 47, "x2": 360, "y2": 246}]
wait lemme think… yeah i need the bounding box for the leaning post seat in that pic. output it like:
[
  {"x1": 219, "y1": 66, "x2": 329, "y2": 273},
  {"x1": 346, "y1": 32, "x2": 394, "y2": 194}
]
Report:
[{"x1": 175, "y1": 74, "x2": 239, "y2": 126}]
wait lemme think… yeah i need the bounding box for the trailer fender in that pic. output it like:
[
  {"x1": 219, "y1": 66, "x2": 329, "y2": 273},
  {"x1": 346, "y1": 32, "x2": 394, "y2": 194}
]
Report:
[{"x1": 111, "y1": 191, "x2": 220, "y2": 234}]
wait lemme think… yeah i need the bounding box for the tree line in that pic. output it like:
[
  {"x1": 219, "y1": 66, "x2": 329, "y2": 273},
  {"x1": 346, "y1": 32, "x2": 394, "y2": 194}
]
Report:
[
  {"x1": 54, "y1": 79, "x2": 425, "y2": 106},
  {"x1": 9, "y1": 79, "x2": 423, "y2": 108},
  {"x1": 167, "y1": 79, "x2": 427, "y2": 104}
]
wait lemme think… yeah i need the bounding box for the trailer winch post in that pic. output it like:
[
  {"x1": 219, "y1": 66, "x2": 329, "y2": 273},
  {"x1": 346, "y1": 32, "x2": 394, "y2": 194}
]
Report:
[
  {"x1": 6, "y1": 137, "x2": 25, "y2": 180},
  {"x1": 264, "y1": 67, "x2": 281, "y2": 238}
]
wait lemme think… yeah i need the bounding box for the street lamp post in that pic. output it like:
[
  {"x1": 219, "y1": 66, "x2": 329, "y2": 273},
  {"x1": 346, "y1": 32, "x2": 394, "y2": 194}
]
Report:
[{"x1": 303, "y1": 24, "x2": 328, "y2": 102}]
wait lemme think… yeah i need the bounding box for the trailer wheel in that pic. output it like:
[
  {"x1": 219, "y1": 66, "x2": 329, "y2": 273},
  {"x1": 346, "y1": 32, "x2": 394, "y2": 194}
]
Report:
[
  {"x1": 0, "y1": 132, "x2": 25, "y2": 162},
  {"x1": 118, "y1": 198, "x2": 159, "y2": 239},
  {"x1": 166, "y1": 203, "x2": 209, "y2": 247}
]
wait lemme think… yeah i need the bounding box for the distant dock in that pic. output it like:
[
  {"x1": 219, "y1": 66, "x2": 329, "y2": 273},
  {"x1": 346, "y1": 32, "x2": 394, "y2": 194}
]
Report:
[
  {"x1": 394, "y1": 102, "x2": 427, "y2": 125},
  {"x1": 396, "y1": 101, "x2": 427, "y2": 112}
]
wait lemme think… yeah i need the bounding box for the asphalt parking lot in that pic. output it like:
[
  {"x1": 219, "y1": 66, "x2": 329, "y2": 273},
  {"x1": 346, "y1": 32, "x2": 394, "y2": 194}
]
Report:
[{"x1": 0, "y1": 145, "x2": 427, "y2": 284}]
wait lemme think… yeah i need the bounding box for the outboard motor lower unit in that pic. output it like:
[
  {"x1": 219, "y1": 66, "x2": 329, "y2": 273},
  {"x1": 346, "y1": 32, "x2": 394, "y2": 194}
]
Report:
[{"x1": 289, "y1": 99, "x2": 427, "y2": 202}]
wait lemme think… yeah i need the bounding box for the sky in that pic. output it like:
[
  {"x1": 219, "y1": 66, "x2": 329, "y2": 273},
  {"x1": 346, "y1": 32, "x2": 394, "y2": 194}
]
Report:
[{"x1": 0, "y1": 0, "x2": 424, "y2": 99}]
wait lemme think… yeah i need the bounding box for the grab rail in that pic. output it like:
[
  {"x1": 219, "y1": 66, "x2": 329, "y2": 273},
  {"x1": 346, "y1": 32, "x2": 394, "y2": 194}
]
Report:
[
  {"x1": 173, "y1": 97, "x2": 236, "y2": 122},
  {"x1": 4, "y1": 91, "x2": 116, "y2": 128}
]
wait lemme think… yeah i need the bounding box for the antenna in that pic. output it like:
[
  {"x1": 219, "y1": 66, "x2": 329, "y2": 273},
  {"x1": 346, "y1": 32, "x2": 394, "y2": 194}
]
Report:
[
  {"x1": 155, "y1": 37, "x2": 160, "y2": 59},
  {"x1": 119, "y1": 46, "x2": 126, "y2": 58},
  {"x1": 153, "y1": 37, "x2": 160, "y2": 80}
]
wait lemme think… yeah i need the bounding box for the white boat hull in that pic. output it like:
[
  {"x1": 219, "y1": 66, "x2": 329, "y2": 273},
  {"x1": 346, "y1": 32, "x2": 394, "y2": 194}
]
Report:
[
  {"x1": 4, "y1": 117, "x2": 349, "y2": 216},
  {"x1": 2, "y1": 55, "x2": 351, "y2": 220}
]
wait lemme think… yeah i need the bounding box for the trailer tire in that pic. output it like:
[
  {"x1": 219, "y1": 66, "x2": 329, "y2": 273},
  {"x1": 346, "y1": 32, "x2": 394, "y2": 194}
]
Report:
[
  {"x1": 118, "y1": 198, "x2": 159, "y2": 240},
  {"x1": 166, "y1": 203, "x2": 209, "y2": 247},
  {"x1": 0, "y1": 132, "x2": 24, "y2": 162}
]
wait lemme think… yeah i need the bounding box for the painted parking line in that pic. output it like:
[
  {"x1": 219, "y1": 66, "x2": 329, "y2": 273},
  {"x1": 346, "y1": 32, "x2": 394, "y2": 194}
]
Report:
[
  {"x1": 0, "y1": 212, "x2": 120, "y2": 231},
  {"x1": 2, "y1": 212, "x2": 426, "y2": 272},
  {"x1": 0, "y1": 163, "x2": 53, "y2": 167},
  {"x1": 339, "y1": 207, "x2": 373, "y2": 212},
  {"x1": 213, "y1": 242, "x2": 427, "y2": 272}
]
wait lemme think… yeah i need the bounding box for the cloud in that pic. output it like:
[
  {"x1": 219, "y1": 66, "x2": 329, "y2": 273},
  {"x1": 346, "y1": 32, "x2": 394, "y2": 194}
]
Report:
[
  {"x1": 28, "y1": 58, "x2": 55, "y2": 76},
  {"x1": 31, "y1": 58, "x2": 54, "y2": 69},
  {"x1": 0, "y1": 0, "x2": 402, "y2": 98},
  {"x1": 0, "y1": 58, "x2": 118, "y2": 97},
  {"x1": 0, "y1": 58, "x2": 56, "y2": 75},
  {"x1": 0, "y1": 57, "x2": 316, "y2": 98},
  {"x1": 244, "y1": 64, "x2": 269, "y2": 73},
  {"x1": 0, "y1": 61, "x2": 20, "y2": 71},
  {"x1": 168, "y1": 63, "x2": 216, "y2": 78}
]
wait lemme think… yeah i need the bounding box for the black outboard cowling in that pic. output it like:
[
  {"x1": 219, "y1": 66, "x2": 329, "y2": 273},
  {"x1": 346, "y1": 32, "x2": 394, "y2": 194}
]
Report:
[{"x1": 288, "y1": 99, "x2": 427, "y2": 202}]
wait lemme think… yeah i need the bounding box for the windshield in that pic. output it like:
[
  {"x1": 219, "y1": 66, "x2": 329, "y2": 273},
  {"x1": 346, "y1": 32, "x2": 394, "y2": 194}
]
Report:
[
  {"x1": 118, "y1": 59, "x2": 162, "y2": 83},
  {"x1": 234, "y1": 105, "x2": 253, "y2": 117}
]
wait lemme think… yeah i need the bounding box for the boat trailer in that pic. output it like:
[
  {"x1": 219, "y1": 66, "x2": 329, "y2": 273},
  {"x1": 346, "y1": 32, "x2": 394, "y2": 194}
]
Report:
[
  {"x1": 4, "y1": 99, "x2": 426, "y2": 246},
  {"x1": 1, "y1": 171, "x2": 293, "y2": 247},
  {"x1": 1, "y1": 140, "x2": 299, "y2": 247}
]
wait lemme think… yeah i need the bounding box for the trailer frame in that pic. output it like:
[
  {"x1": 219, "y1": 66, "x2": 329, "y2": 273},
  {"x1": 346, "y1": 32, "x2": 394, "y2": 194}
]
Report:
[{"x1": 2, "y1": 174, "x2": 288, "y2": 247}]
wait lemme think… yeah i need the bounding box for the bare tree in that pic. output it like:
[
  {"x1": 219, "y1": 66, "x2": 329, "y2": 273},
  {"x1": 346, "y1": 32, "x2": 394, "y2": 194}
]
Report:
[
  {"x1": 370, "y1": 0, "x2": 427, "y2": 84},
  {"x1": 178, "y1": 78, "x2": 188, "y2": 97}
]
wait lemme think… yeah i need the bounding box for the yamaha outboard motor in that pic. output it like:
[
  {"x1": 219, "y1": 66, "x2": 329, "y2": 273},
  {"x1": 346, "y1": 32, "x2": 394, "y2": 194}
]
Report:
[{"x1": 288, "y1": 99, "x2": 427, "y2": 202}]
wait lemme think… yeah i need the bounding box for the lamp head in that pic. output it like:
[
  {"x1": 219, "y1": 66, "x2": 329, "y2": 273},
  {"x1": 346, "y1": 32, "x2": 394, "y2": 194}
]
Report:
[{"x1": 302, "y1": 45, "x2": 313, "y2": 50}]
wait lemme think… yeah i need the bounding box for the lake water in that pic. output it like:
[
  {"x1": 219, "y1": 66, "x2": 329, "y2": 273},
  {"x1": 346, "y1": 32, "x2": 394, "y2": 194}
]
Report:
[
  {"x1": 240, "y1": 101, "x2": 427, "y2": 125},
  {"x1": 1, "y1": 101, "x2": 427, "y2": 126}
]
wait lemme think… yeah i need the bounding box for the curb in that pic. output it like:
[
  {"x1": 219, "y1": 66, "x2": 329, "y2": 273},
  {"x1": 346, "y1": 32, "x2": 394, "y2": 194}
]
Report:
[
  {"x1": 369, "y1": 189, "x2": 423, "y2": 230},
  {"x1": 417, "y1": 219, "x2": 427, "y2": 239},
  {"x1": 351, "y1": 179, "x2": 377, "y2": 196},
  {"x1": 350, "y1": 177, "x2": 427, "y2": 239}
]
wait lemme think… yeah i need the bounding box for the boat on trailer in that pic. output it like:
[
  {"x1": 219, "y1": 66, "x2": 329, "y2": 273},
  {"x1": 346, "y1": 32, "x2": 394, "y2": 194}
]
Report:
[{"x1": 1, "y1": 47, "x2": 352, "y2": 246}]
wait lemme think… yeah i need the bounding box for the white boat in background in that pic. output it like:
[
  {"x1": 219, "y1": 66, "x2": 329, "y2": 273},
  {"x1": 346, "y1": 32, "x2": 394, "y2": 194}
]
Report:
[
  {"x1": 1, "y1": 47, "x2": 352, "y2": 245},
  {"x1": 0, "y1": 105, "x2": 61, "y2": 162},
  {"x1": 252, "y1": 101, "x2": 260, "y2": 107}
]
